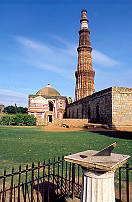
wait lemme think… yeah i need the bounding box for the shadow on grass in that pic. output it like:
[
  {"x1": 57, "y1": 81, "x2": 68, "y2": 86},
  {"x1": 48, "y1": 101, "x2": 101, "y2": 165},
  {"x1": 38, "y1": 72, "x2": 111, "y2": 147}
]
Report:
[
  {"x1": 88, "y1": 130, "x2": 132, "y2": 140},
  {"x1": 34, "y1": 181, "x2": 68, "y2": 202}
]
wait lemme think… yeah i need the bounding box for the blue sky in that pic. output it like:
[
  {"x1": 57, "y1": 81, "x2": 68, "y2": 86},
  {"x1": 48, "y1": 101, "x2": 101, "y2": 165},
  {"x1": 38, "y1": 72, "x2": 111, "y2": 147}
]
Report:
[{"x1": 0, "y1": 0, "x2": 132, "y2": 106}]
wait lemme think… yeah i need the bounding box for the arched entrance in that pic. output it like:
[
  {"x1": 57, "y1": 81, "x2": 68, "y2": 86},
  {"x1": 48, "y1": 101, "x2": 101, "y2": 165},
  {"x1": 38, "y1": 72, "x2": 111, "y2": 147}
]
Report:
[
  {"x1": 49, "y1": 102, "x2": 53, "y2": 111},
  {"x1": 96, "y1": 105, "x2": 100, "y2": 122},
  {"x1": 88, "y1": 105, "x2": 91, "y2": 119},
  {"x1": 48, "y1": 115, "x2": 52, "y2": 123}
]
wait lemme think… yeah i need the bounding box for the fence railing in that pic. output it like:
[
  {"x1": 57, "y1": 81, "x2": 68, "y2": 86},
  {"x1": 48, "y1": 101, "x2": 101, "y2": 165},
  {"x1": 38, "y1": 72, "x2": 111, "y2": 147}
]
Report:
[
  {"x1": 0, "y1": 156, "x2": 131, "y2": 202},
  {"x1": 118, "y1": 162, "x2": 132, "y2": 202}
]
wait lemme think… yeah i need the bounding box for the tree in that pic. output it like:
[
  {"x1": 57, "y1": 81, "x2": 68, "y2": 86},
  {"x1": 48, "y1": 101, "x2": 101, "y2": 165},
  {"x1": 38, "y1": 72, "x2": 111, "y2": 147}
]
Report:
[
  {"x1": 3, "y1": 106, "x2": 28, "y2": 114},
  {"x1": 3, "y1": 106, "x2": 17, "y2": 114},
  {"x1": 17, "y1": 107, "x2": 28, "y2": 114}
]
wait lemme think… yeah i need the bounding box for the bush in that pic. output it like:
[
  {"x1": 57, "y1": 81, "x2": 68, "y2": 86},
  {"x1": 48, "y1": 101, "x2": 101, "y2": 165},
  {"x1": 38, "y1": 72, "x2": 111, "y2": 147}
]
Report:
[
  {"x1": 0, "y1": 114, "x2": 36, "y2": 126},
  {"x1": 0, "y1": 115, "x2": 10, "y2": 125},
  {"x1": 23, "y1": 114, "x2": 36, "y2": 126},
  {"x1": 9, "y1": 115, "x2": 16, "y2": 125},
  {"x1": 10, "y1": 114, "x2": 24, "y2": 126}
]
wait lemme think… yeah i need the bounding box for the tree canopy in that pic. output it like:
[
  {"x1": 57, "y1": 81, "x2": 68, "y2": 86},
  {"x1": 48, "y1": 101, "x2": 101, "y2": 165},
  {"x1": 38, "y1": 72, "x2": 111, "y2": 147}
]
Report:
[{"x1": 3, "y1": 106, "x2": 28, "y2": 114}]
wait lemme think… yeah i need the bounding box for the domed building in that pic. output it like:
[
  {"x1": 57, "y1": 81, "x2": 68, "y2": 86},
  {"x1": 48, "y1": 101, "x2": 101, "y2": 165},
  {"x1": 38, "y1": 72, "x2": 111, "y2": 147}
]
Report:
[{"x1": 28, "y1": 84, "x2": 66, "y2": 125}]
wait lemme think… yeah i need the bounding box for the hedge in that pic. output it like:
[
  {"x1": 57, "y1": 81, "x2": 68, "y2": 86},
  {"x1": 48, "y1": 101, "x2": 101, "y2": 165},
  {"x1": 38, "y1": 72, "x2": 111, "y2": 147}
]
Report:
[{"x1": 0, "y1": 114, "x2": 36, "y2": 126}]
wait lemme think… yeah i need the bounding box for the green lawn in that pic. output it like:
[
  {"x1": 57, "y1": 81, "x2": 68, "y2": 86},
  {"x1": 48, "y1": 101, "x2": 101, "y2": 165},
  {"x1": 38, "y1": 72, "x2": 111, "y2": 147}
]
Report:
[{"x1": 0, "y1": 126, "x2": 132, "y2": 175}]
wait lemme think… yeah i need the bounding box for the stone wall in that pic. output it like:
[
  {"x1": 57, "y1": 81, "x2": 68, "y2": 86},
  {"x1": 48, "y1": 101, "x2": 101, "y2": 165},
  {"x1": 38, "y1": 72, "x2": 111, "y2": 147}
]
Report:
[
  {"x1": 112, "y1": 87, "x2": 132, "y2": 129},
  {"x1": 89, "y1": 88, "x2": 112, "y2": 125},
  {"x1": 36, "y1": 117, "x2": 46, "y2": 126},
  {"x1": 36, "y1": 117, "x2": 88, "y2": 127},
  {"x1": 54, "y1": 119, "x2": 88, "y2": 128},
  {"x1": 67, "y1": 86, "x2": 132, "y2": 129},
  {"x1": 36, "y1": 86, "x2": 132, "y2": 129},
  {"x1": 36, "y1": 111, "x2": 55, "y2": 125},
  {"x1": 67, "y1": 87, "x2": 112, "y2": 126}
]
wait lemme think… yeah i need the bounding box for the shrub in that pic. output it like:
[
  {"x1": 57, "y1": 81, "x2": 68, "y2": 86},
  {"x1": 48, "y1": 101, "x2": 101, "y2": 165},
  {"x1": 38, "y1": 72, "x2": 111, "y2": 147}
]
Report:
[
  {"x1": 0, "y1": 114, "x2": 36, "y2": 126},
  {"x1": 0, "y1": 115, "x2": 10, "y2": 125},
  {"x1": 23, "y1": 114, "x2": 36, "y2": 126},
  {"x1": 10, "y1": 114, "x2": 24, "y2": 126},
  {"x1": 9, "y1": 115, "x2": 16, "y2": 125}
]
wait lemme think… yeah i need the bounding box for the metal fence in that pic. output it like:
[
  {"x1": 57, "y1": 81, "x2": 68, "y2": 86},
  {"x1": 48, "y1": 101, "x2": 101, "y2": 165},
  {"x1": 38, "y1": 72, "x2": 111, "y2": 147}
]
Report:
[
  {"x1": 0, "y1": 156, "x2": 131, "y2": 202},
  {"x1": 118, "y1": 163, "x2": 132, "y2": 202}
]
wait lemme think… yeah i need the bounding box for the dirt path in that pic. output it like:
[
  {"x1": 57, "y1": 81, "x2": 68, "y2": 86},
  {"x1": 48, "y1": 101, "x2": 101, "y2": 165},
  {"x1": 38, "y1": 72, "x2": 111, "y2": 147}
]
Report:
[{"x1": 42, "y1": 125, "x2": 112, "y2": 132}]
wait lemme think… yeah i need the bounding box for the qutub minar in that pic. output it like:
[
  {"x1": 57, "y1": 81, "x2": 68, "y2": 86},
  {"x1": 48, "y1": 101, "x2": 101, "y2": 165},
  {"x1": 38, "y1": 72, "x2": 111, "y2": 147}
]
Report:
[
  {"x1": 28, "y1": 10, "x2": 132, "y2": 130},
  {"x1": 75, "y1": 10, "x2": 95, "y2": 101}
]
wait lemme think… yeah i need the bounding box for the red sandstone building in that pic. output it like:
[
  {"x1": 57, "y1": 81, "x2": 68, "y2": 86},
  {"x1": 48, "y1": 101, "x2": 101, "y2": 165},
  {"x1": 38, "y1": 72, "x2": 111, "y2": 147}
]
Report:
[
  {"x1": 75, "y1": 10, "x2": 95, "y2": 101},
  {"x1": 28, "y1": 84, "x2": 66, "y2": 124}
]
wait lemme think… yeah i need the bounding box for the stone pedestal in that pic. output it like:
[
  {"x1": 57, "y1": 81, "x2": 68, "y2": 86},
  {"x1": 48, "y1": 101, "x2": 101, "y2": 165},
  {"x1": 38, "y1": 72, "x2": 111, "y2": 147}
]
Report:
[
  {"x1": 81, "y1": 168, "x2": 115, "y2": 202},
  {"x1": 64, "y1": 143, "x2": 130, "y2": 202}
]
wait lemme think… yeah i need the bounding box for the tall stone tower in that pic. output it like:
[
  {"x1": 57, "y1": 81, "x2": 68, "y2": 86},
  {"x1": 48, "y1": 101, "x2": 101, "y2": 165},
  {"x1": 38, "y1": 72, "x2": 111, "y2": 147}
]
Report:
[{"x1": 75, "y1": 10, "x2": 95, "y2": 101}]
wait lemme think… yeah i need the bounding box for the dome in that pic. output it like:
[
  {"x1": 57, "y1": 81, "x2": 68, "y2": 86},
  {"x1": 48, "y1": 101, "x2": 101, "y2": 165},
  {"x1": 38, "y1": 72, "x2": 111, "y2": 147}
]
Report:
[{"x1": 36, "y1": 84, "x2": 61, "y2": 96}]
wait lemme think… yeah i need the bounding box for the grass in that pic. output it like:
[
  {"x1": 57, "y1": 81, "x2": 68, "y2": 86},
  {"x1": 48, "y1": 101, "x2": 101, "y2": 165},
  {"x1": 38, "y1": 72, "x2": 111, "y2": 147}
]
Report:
[{"x1": 0, "y1": 126, "x2": 132, "y2": 175}]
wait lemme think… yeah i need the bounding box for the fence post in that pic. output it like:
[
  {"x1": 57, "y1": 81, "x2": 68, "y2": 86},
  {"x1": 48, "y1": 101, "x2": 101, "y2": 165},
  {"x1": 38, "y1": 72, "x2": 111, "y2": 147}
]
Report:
[
  {"x1": 78, "y1": 165, "x2": 80, "y2": 197},
  {"x1": 57, "y1": 156, "x2": 60, "y2": 196},
  {"x1": 119, "y1": 167, "x2": 121, "y2": 201},
  {"x1": 37, "y1": 162, "x2": 40, "y2": 202},
  {"x1": 53, "y1": 157, "x2": 55, "y2": 199},
  {"x1": 48, "y1": 159, "x2": 50, "y2": 202},
  {"x1": 42, "y1": 160, "x2": 45, "y2": 202},
  {"x1": 24, "y1": 164, "x2": 28, "y2": 202},
  {"x1": 72, "y1": 163, "x2": 75, "y2": 199},
  {"x1": 18, "y1": 165, "x2": 21, "y2": 202},
  {"x1": 31, "y1": 162, "x2": 34, "y2": 202},
  {"x1": 2, "y1": 170, "x2": 6, "y2": 202},
  {"x1": 14, "y1": 184, "x2": 15, "y2": 202},
  {"x1": 126, "y1": 162, "x2": 129, "y2": 202},
  {"x1": 69, "y1": 162, "x2": 71, "y2": 193},
  {"x1": 61, "y1": 156, "x2": 64, "y2": 195},
  {"x1": 10, "y1": 168, "x2": 14, "y2": 202},
  {"x1": 65, "y1": 161, "x2": 68, "y2": 195}
]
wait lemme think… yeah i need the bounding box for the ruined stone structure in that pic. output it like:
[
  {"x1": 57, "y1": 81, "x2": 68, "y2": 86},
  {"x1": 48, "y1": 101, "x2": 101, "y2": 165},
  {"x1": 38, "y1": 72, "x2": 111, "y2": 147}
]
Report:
[
  {"x1": 67, "y1": 10, "x2": 132, "y2": 130},
  {"x1": 0, "y1": 104, "x2": 4, "y2": 114},
  {"x1": 75, "y1": 10, "x2": 95, "y2": 101},
  {"x1": 54, "y1": 118, "x2": 89, "y2": 128},
  {"x1": 28, "y1": 84, "x2": 66, "y2": 125},
  {"x1": 67, "y1": 87, "x2": 132, "y2": 130},
  {"x1": 112, "y1": 87, "x2": 132, "y2": 129},
  {"x1": 28, "y1": 10, "x2": 132, "y2": 129}
]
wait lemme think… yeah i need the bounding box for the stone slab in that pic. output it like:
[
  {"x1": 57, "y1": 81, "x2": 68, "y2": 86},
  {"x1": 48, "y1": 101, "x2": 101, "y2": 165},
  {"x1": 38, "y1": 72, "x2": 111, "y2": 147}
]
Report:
[{"x1": 65, "y1": 150, "x2": 130, "y2": 171}]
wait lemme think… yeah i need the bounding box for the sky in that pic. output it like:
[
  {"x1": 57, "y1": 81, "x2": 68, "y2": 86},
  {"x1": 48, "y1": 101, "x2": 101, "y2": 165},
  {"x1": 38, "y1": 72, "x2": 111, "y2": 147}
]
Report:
[{"x1": 0, "y1": 0, "x2": 132, "y2": 107}]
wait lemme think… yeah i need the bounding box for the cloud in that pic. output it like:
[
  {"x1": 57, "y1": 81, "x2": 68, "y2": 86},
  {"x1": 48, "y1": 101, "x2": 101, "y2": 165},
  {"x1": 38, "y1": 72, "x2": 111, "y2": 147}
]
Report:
[
  {"x1": 0, "y1": 89, "x2": 26, "y2": 98},
  {"x1": 15, "y1": 35, "x2": 120, "y2": 72},
  {"x1": 0, "y1": 89, "x2": 27, "y2": 107},
  {"x1": 94, "y1": 67, "x2": 132, "y2": 93},
  {"x1": 1, "y1": 35, "x2": 124, "y2": 106},
  {"x1": 16, "y1": 36, "x2": 52, "y2": 53},
  {"x1": 15, "y1": 36, "x2": 75, "y2": 80},
  {"x1": 51, "y1": 35, "x2": 77, "y2": 57},
  {"x1": 92, "y1": 49, "x2": 120, "y2": 67}
]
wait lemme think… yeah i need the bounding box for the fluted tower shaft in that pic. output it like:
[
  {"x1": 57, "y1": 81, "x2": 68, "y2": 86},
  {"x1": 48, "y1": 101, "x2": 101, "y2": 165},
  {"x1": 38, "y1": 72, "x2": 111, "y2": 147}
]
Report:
[{"x1": 75, "y1": 10, "x2": 95, "y2": 101}]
